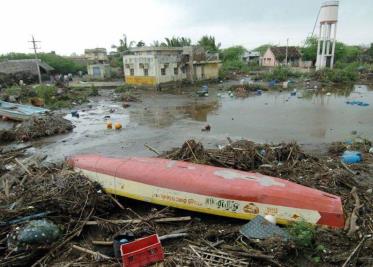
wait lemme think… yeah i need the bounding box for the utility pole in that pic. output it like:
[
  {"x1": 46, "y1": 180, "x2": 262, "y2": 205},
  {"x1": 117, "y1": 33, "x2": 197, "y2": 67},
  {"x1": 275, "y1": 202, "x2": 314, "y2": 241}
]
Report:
[
  {"x1": 285, "y1": 38, "x2": 289, "y2": 66},
  {"x1": 29, "y1": 35, "x2": 42, "y2": 84}
]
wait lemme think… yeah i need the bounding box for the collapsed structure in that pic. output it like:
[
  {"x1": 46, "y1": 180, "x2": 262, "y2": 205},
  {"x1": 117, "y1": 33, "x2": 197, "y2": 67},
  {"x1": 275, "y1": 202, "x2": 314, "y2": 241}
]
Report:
[{"x1": 123, "y1": 46, "x2": 221, "y2": 87}]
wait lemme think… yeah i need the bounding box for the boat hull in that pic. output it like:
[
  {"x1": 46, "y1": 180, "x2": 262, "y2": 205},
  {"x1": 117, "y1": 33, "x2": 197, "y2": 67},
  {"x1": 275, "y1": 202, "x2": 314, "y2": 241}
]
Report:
[{"x1": 68, "y1": 155, "x2": 344, "y2": 228}]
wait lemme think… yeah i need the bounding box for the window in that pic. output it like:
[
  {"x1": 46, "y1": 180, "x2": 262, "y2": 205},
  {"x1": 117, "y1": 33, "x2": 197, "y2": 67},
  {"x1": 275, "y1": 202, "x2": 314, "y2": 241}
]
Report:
[
  {"x1": 174, "y1": 68, "x2": 178, "y2": 75},
  {"x1": 144, "y1": 69, "x2": 149, "y2": 76},
  {"x1": 161, "y1": 68, "x2": 166, "y2": 75},
  {"x1": 130, "y1": 69, "x2": 134, "y2": 76}
]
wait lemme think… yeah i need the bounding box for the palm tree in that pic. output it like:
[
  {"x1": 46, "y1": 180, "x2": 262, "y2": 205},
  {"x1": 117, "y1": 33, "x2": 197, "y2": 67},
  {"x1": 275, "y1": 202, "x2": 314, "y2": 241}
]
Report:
[{"x1": 198, "y1": 35, "x2": 221, "y2": 52}]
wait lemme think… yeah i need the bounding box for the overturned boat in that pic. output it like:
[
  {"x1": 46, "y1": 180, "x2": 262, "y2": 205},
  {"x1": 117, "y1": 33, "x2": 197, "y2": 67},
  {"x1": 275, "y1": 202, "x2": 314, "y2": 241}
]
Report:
[{"x1": 68, "y1": 155, "x2": 344, "y2": 228}]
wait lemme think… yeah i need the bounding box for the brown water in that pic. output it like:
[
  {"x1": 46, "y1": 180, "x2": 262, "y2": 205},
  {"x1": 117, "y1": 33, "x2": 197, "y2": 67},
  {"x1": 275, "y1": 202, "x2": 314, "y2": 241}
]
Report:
[{"x1": 3, "y1": 84, "x2": 372, "y2": 161}]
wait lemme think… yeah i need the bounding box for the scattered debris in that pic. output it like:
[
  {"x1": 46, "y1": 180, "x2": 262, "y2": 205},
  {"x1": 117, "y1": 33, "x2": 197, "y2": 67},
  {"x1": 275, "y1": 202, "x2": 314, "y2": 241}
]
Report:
[
  {"x1": 0, "y1": 137, "x2": 373, "y2": 266},
  {"x1": 239, "y1": 215, "x2": 289, "y2": 240},
  {"x1": 201, "y1": 124, "x2": 211, "y2": 132},
  {"x1": 0, "y1": 114, "x2": 73, "y2": 143}
]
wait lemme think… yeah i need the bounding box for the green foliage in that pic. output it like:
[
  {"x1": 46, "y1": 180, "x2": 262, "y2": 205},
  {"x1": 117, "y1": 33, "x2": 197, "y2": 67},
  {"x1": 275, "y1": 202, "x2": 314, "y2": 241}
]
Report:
[
  {"x1": 301, "y1": 36, "x2": 318, "y2": 62},
  {"x1": 0, "y1": 53, "x2": 85, "y2": 74},
  {"x1": 161, "y1": 37, "x2": 192, "y2": 47},
  {"x1": 221, "y1": 46, "x2": 246, "y2": 61},
  {"x1": 313, "y1": 67, "x2": 359, "y2": 83},
  {"x1": 261, "y1": 66, "x2": 302, "y2": 81},
  {"x1": 115, "y1": 84, "x2": 132, "y2": 93},
  {"x1": 287, "y1": 221, "x2": 315, "y2": 248},
  {"x1": 4, "y1": 85, "x2": 23, "y2": 96},
  {"x1": 136, "y1": 40, "x2": 145, "y2": 47},
  {"x1": 253, "y1": 44, "x2": 271, "y2": 55},
  {"x1": 113, "y1": 34, "x2": 135, "y2": 53},
  {"x1": 300, "y1": 36, "x2": 364, "y2": 64},
  {"x1": 34, "y1": 85, "x2": 57, "y2": 105},
  {"x1": 198, "y1": 35, "x2": 221, "y2": 52},
  {"x1": 219, "y1": 46, "x2": 250, "y2": 77},
  {"x1": 89, "y1": 85, "x2": 99, "y2": 96}
]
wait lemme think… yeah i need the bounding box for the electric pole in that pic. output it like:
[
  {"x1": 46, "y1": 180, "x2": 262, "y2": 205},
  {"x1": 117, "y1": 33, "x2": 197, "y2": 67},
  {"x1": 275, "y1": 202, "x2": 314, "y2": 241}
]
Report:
[
  {"x1": 29, "y1": 35, "x2": 42, "y2": 84},
  {"x1": 285, "y1": 38, "x2": 289, "y2": 66}
]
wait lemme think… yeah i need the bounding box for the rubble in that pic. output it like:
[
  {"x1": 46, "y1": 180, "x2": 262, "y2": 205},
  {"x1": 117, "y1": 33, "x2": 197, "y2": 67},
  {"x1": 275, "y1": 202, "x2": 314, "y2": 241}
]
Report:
[{"x1": 0, "y1": 138, "x2": 372, "y2": 266}]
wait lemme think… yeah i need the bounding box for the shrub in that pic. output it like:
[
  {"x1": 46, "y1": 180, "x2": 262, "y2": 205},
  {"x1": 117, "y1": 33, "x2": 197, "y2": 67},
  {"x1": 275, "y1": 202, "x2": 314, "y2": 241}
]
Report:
[
  {"x1": 34, "y1": 85, "x2": 57, "y2": 105},
  {"x1": 313, "y1": 68, "x2": 358, "y2": 83},
  {"x1": 115, "y1": 84, "x2": 133, "y2": 93},
  {"x1": 287, "y1": 221, "x2": 315, "y2": 248},
  {"x1": 261, "y1": 66, "x2": 302, "y2": 81},
  {"x1": 4, "y1": 85, "x2": 23, "y2": 96}
]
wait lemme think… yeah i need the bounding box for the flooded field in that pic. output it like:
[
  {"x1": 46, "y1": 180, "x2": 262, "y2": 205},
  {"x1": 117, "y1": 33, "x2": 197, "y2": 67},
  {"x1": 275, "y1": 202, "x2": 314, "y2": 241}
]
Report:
[{"x1": 3, "y1": 83, "x2": 372, "y2": 161}]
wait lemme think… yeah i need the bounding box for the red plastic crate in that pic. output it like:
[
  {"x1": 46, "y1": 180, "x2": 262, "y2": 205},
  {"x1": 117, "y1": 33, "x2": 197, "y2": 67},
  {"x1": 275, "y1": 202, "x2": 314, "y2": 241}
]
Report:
[{"x1": 120, "y1": 234, "x2": 164, "y2": 267}]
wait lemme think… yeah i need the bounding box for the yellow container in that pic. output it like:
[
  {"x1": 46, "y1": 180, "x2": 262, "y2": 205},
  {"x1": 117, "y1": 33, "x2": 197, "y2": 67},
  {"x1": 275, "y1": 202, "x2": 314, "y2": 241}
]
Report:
[{"x1": 114, "y1": 122, "x2": 122, "y2": 130}]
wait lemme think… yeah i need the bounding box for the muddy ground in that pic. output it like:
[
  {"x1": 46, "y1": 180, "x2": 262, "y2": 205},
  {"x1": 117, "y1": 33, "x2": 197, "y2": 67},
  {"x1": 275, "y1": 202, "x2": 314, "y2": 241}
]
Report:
[
  {"x1": 1, "y1": 81, "x2": 373, "y2": 266},
  {"x1": 1, "y1": 83, "x2": 369, "y2": 162}
]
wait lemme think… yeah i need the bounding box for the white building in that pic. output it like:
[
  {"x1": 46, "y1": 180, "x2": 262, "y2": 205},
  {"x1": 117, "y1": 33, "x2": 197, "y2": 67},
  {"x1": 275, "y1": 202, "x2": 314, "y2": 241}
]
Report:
[{"x1": 123, "y1": 46, "x2": 221, "y2": 87}]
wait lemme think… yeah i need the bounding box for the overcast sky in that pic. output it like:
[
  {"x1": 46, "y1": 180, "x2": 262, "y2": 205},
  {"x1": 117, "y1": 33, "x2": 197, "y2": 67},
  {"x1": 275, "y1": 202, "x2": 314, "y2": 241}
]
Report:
[{"x1": 1, "y1": 0, "x2": 372, "y2": 55}]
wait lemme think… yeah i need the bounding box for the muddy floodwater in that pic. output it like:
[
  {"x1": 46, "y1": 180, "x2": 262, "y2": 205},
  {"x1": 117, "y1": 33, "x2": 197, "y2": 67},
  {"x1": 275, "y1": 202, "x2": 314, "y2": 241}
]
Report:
[{"x1": 3, "y1": 84, "x2": 373, "y2": 161}]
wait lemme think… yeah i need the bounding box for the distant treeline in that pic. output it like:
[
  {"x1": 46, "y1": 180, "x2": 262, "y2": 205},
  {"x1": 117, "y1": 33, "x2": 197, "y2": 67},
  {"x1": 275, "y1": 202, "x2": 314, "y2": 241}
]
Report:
[{"x1": 0, "y1": 53, "x2": 86, "y2": 74}]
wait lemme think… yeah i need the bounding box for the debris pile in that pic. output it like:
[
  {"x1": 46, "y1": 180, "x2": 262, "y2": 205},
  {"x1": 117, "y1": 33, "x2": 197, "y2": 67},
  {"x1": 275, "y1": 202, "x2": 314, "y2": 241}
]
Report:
[
  {"x1": 161, "y1": 139, "x2": 373, "y2": 266},
  {"x1": 0, "y1": 114, "x2": 73, "y2": 143},
  {"x1": 0, "y1": 138, "x2": 373, "y2": 266}
]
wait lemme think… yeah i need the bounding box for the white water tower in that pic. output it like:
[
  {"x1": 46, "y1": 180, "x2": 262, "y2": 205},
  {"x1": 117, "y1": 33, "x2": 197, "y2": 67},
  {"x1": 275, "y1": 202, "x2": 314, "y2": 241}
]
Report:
[{"x1": 316, "y1": 1, "x2": 339, "y2": 70}]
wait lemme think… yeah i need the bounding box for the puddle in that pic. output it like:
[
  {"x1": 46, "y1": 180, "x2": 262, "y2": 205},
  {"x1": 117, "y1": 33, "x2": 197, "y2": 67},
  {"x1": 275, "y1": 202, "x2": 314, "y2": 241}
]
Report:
[{"x1": 2, "y1": 84, "x2": 372, "y2": 161}]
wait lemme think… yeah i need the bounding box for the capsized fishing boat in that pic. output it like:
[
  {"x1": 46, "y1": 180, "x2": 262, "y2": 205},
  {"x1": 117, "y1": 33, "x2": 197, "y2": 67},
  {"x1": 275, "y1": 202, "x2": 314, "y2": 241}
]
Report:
[
  {"x1": 0, "y1": 100, "x2": 49, "y2": 121},
  {"x1": 68, "y1": 155, "x2": 344, "y2": 228}
]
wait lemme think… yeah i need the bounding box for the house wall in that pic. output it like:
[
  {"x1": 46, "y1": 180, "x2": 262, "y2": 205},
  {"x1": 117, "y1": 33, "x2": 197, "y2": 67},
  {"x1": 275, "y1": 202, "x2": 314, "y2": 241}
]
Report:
[
  {"x1": 123, "y1": 48, "x2": 220, "y2": 87},
  {"x1": 194, "y1": 62, "x2": 220, "y2": 80},
  {"x1": 87, "y1": 64, "x2": 111, "y2": 79},
  {"x1": 261, "y1": 49, "x2": 277, "y2": 67},
  {"x1": 123, "y1": 53, "x2": 186, "y2": 86}
]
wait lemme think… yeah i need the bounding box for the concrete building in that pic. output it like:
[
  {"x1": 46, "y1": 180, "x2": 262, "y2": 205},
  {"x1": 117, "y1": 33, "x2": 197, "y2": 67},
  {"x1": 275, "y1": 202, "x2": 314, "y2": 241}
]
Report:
[
  {"x1": 85, "y1": 48, "x2": 111, "y2": 79},
  {"x1": 87, "y1": 64, "x2": 111, "y2": 79},
  {"x1": 261, "y1": 47, "x2": 302, "y2": 67},
  {"x1": 84, "y1": 48, "x2": 108, "y2": 63},
  {"x1": 123, "y1": 46, "x2": 221, "y2": 87}
]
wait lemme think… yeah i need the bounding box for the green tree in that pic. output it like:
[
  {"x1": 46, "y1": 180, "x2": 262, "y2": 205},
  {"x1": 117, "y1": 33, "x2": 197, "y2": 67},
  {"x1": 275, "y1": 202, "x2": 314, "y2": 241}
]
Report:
[
  {"x1": 112, "y1": 34, "x2": 135, "y2": 53},
  {"x1": 221, "y1": 46, "x2": 247, "y2": 61},
  {"x1": 161, "y1": 37, "x2": 192, "y2": 47},
  {"x1": 198, "y1": 35, "x2": 221, "y2": 52},
  {"x1": 253, "y1": 44, "x2": 271, "y2": 55},
  {"x1": 0, "y1": 52, "x2": 85, "y2": 74},
  {"x1": 301, "y1": 36, "x2": 318, "y2": 62},
  {"x1": 136, "y1": 40, "x2": 145, "y2": 47}
]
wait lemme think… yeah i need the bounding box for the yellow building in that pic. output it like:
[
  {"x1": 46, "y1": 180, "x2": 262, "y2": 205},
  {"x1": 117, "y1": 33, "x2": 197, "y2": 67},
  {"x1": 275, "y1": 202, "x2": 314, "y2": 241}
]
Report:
[{"x1": 123, "y1": 46, "x2": 221, "y2": 87}]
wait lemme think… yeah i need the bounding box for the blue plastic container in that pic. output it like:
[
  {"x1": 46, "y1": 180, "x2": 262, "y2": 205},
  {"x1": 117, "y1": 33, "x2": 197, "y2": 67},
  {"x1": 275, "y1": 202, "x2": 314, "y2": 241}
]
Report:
[{"x1": 341, "y1": 151, "x2": 362, "y2": 164}]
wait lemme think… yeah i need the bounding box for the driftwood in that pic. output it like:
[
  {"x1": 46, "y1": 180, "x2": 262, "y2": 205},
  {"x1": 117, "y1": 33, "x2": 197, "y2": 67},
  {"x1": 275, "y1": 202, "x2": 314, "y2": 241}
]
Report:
[
  {"x1": 342, "y1": 235, "x2": 371, "y2": 267},
  {"x1": 72, "y1": 245, "x2": 112, "y2": 260},
  {"x1": 347, "y1": 187, "x2": 363, "y2": 237},
  {"x1": 85, "y1": 216, "x2": 191, "y2": 225}
]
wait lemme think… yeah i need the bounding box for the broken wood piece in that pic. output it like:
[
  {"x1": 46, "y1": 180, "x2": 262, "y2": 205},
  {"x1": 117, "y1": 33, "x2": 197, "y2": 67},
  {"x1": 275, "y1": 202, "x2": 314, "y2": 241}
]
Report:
[
  {"x1": 92, "y1": 240, "x2": 113, "y2": 246},
  {"x1": 342, "y1": 235, "x2": 371, "y2": 267},
  {"x1": 347, "y1": 187, "x2": 363, "y2": 237},
  {"x1": 108, "y1": 194, "x2": 125, "y2": 210},
  {"x1": 144, "y1": 144, "x2": 161, "y2": 155},
  {"x1": 72, "y1": 245, "x2": 112, "y2": 260},
  {"x1": 340, "y1": 160, "x2": 358, "y2": 175},
  {"x1": 85, "y1": 216, "x2": 191, "y2": 225},
  {"x1": 159, "y1": 233, "x2": 188, "y2": 241},
  {"x1": 14, "y1": 158, "x2": 33, "y2": 176}
]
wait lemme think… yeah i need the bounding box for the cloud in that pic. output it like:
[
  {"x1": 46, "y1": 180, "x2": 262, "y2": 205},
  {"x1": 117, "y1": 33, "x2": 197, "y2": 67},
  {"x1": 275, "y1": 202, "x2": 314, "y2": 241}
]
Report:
[{"x1": 0, "y1": 0, "x2": 372, "y2": 55}]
